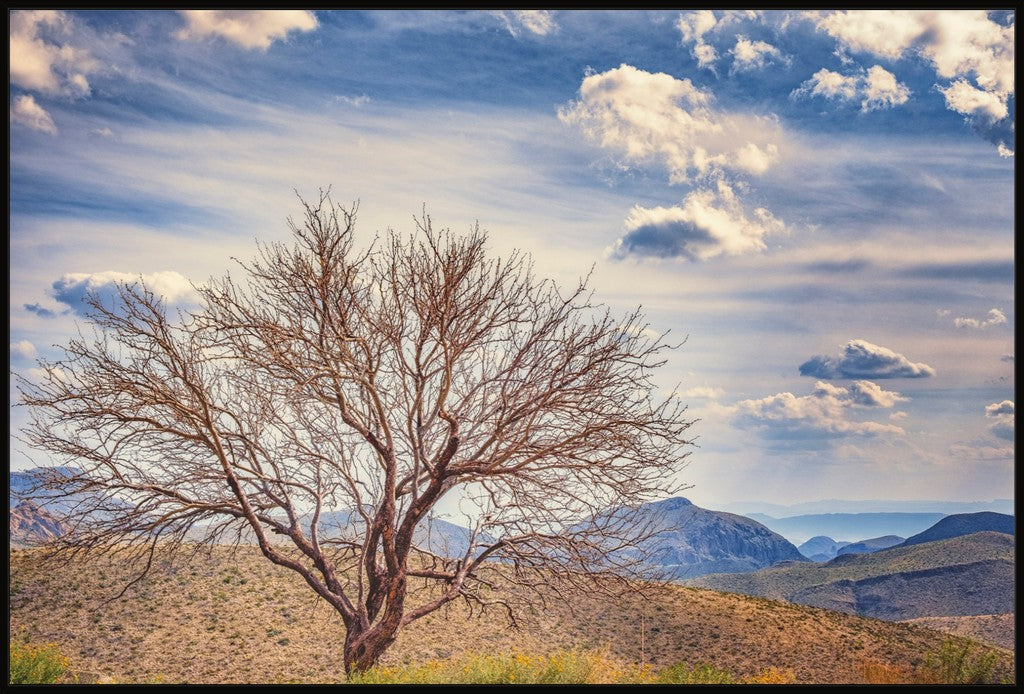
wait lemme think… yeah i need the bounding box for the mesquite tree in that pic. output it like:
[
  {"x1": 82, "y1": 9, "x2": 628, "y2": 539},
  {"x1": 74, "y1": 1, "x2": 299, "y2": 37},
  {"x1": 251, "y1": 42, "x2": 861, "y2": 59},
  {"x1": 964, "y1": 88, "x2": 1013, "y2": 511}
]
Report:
[{"x1": 16, "y1": 192, "x2": 695, "y2": 673}]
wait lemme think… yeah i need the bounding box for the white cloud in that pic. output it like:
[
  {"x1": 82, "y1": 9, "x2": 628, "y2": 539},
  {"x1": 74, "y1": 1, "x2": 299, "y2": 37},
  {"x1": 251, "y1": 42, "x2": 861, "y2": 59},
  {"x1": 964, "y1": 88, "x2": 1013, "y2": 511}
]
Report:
[
  {"x1": 48, "y1": 270, "x2": 199, "y2": 316},
  {"x1": 493, "y1": 10, "x2": 557, "y2": 37},
  {"x1": 558, "y1": 63, "x2": 784, "y2": 185},
  {"x1": 862, "y1": 65, "x2": 911, "y2": 110},
  {"x1": 730, "y1": 379, "x2": 907, "y2": 439},
  {"x1": 10, "y1": 94, "x2": 58, "y2": 134},
  {"x1": 808, "y1": 10, "x2": 1013, "y2": 147},
  {"x1": 793, "y1": 65, "x2": 909, "y2": 112},
  {"x1": 676, "y1": 10, "x2": 720, "y2": 69},
  {"x1": 10, "y1": 340, "x2": 38, "y2": 360},
  {"x1": 176, "y1": 10, "x2": 318, "y2": 50},
  {"x1": 608, "y1": 179, "x2": 785, "y2": 261},
  {"x1": 938, "y1": 79, "x2": 1008, "y2": 122},
  {"x1": 954, "y1": 308, "x2": 1007, "y2": 329},
  {"x1": 800, "y1": 339, "x2": 935, "y2": 379},
  {"x1": 9, "y1": 10, "x2": 95, "y2": 97},
  {"x1": 334, "y1": 94, "x2": 371, "y2": 108},
  {"x1": 730, "y1": 36, "x2": 784, "y2": 72},
  {"x1": 676, "y1": 10, "x2": 761, "y2": 70},
  {"x1": 985, "y1": 400, "x2": 1014, "y2": 441}
]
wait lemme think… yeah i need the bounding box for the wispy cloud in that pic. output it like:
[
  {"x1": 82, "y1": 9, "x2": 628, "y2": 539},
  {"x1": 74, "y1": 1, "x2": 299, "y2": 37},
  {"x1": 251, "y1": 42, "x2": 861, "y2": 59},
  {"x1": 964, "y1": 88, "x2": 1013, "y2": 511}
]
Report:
[
  {"x1": 175, "y1": 10, "x2": 318, "y2": 50},
  {"x1": 799, "y1": 339, "x2": 935, "y2": 379},
  {"x1": 492, "y1": 10, "x2": 557, "y2": 37}
]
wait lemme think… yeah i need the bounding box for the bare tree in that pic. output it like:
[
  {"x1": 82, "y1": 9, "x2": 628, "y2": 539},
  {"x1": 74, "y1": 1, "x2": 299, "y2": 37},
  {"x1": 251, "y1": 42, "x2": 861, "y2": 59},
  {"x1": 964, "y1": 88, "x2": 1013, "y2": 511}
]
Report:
[{"x1": 16, "y1": 191, "x2": 695, "y2": 673}]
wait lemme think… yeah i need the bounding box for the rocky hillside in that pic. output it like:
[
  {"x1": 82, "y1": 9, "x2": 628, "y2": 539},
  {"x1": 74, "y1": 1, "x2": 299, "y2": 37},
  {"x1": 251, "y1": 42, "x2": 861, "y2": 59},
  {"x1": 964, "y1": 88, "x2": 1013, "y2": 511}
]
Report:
[
  {"x1": 898, "y1": 512, "x2": 1014, "y2": 547},
  {"x1": 10, "y1": 501, "x2": 71, "y2": 546},
  {"x1": 626, "y1": 497, "x2": 808, "y2": 579}
]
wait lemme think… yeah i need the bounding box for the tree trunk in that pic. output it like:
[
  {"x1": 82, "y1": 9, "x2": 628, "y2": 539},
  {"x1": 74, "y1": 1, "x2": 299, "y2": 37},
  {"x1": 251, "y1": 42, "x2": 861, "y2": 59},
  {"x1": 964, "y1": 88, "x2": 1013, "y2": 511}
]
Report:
[{"x1": 343, "y1": 625, "x2": 399, "y2": 675}]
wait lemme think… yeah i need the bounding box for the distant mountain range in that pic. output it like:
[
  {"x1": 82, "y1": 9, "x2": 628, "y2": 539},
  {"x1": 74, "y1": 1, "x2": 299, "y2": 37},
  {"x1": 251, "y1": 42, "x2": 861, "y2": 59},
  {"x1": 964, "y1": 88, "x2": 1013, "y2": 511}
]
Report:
[{"x1": 747, "y1": 512, "x2": 946, "y2": 545}]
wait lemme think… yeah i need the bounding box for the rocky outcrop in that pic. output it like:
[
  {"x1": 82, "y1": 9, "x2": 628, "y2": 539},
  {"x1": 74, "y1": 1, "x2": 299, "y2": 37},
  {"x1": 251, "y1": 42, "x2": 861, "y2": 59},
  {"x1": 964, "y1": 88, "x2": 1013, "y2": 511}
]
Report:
[{"x1": 10, "y1": 501, "x2": 70, "y2": 545}]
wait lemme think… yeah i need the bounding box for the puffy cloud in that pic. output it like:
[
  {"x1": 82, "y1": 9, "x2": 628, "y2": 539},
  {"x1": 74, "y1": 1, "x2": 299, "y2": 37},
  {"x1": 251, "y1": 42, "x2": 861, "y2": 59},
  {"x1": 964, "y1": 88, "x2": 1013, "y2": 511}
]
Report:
[
  {"x1": 493, "y1": 10, "x2": 557, "y2": 37},
  {"x1": 799, "y1": 339, "x2": 936, "y2": 379},
  {"x1": 175, "y1": 10, "x2": 318, "y2": 50},
  {"x1": 730, "y1": 379, "x2": 907, "y2": 440},
  {"x1": 938, "y1": 79, "x2": 1008, "y2": 122},
  {"x1": 808, "y1": 10, "x2": 1014, "y2": 151},
  {"x1": 676, "y1": 10, "x2": 720, "y2": 68},
  {"x1": 608, "y1": 179, "x2": 785, "y2": 261},
  {"x1": 48, "y1": 270, "x2": 199, "y2": 317},
  {"x1": 9, "y1": 9, "x2": 96, "y2": 97},
  {"x1": 10, "y1": 94, "x2": 57, "y2": 134},
  {"x1": 793, "y1": 65, "x2": 909, "y2": 111},
  {"x1": 10, "y1": 340, "x2": 38, "y2": 360},
  {"x1": 985, "y1": 400, "x2": 1014, "y2": 441},
  {"x1": 558, "y1": 64, "x2": 784, "y2": 185},
  {"x1": 676, "y1": 10, "x2": 760, "y2": 70},
  {"x1": 954, "y1": 308, "x2": 1007, "y2": 329},
  {"x1": 730, "y1": 36, "x2": 784, "y2": 72}
]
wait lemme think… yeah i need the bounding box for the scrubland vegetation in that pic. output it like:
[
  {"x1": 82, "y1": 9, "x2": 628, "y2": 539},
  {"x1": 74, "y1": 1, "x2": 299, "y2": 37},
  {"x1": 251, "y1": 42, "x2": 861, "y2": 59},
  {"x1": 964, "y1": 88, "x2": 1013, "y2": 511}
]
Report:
[{"x1": 8, "y1": 545, "x2": 1013, "y2": 685}]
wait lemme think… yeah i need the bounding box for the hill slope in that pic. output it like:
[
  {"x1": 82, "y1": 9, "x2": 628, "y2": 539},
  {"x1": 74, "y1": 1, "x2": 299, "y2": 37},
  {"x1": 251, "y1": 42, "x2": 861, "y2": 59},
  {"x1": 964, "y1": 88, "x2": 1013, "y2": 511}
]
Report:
[
  {"x1": 686, "y1": 531, "x2": 1014, "y2": 619},
  {"x1": 836, "y1": 535, "x2": 904, "y2": 556},
  {"x1": 899, "y1": 512, "x2": 1014, "y2": 547},
  {"x1": 8, "y1": 545, "x2": 1013, "y2": 684},
  {"x1": 797, "y1": 536, "x2": 850, "y2": 562}
]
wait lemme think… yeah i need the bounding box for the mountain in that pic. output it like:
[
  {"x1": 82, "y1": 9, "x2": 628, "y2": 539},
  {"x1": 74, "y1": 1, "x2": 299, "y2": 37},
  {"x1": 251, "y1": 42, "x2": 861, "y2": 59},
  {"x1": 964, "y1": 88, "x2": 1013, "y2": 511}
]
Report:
[
  {"x1": 746, "y1": 512, "x2": 946, "y2": 545},
  {"x1": 835, "y1": 535, "x2": 904, "y2": 556},
  {"x1": 726, "y1": 498, "x2": 1014, "y2": 516},
  {"x1": 797, "y1": 536, "x2": 850, "y2": 562},
  {"x1": 10, "y1": 500, "x2": 71, "y2": 546},
  {"x1": 686, "y1": 531, "x2": 1014, "y2": 621},
  {"x1": 898, "y1": 512, "x2": 1014, "y2": 548},
  {"x1": 623, "y1": 497, "x2": 808, "y2": 579}
]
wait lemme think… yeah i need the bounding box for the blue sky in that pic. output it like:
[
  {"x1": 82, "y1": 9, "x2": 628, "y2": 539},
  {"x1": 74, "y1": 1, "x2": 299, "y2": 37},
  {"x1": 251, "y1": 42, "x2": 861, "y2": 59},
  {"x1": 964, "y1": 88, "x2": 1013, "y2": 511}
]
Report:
[{"x1": 9, "y1": 10, "x2": 1015, "y2": 510}]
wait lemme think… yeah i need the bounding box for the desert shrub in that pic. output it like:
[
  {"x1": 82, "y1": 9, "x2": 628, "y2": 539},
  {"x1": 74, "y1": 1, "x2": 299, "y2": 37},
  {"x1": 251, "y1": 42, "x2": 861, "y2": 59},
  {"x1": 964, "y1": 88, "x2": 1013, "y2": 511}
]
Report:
[
  {"x1": 347, "y1": 650, "x2": 652, "y2": 684},
  {"x1": 740, "y1": 666, "x2": 796, "y2": 684},
  {"x1": 9, "y1": 640, "x2": 71, "y2": 684},
  {"x1": 858, "y1": 659, "x2": 914, "y2": 684},
  {"x1": 916, "y1": 639, "x2": 1002, "y2": 684},
  {"x1": 654, "y1": 662, "x2": 736, "y2": 684}
]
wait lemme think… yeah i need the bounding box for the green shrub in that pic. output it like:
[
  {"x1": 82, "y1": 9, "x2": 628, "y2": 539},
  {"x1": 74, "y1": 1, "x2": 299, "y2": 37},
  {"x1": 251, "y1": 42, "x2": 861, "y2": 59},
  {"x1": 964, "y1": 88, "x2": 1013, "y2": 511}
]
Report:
[
  {"x1": 9, "y1": 640, "x2": 71, "y2": 684},
  {"x1": 654, "y1": 661, "x2": 736, "y2": 684},
  {"x1": 918, "y1": 639, "x2": 1001, "y2": 684}
]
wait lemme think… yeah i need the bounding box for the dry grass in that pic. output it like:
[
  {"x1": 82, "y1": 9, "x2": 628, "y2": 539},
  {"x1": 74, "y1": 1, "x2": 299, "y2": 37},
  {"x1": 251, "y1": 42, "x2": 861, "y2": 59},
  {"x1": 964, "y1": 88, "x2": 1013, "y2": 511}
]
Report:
[{"x1": 8, "y1": 545, "x2": 1015, "y2": 684}]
